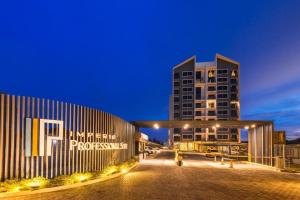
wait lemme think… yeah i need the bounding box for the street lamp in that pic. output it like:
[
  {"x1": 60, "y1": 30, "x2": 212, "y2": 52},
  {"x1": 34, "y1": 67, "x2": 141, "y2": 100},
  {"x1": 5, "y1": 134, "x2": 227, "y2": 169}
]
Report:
[
  {"x1": 153, "y1": 123, "x2": 159, "y2": 129},
  {"x1": 183, "y1": 124, "x2": 189, "y2": 130}
]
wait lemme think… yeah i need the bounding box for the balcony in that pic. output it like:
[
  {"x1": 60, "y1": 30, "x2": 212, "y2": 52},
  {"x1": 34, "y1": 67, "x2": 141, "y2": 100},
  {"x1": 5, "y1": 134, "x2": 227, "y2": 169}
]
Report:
[
  {"x1": 196, "y1": 78, "x2": 205, "y2": 83},
  {"x1": 208, "y1": 78, "x2": 216, "y2": 83},
  {"x1": 195, "y1": 103, "x2": 206, "y2": 108},
  {"x1": 207, "y1": 111, "x2": 216, "y2": 116},
  {"x1": 207, "y1": 95, "x2": 216, "y2": 100}
]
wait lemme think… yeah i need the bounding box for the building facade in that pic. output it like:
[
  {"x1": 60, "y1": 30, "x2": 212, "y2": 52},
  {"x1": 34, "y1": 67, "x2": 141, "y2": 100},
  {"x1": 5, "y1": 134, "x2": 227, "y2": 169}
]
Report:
[{"x1": 169, "y1": 54, "x2": 240, "y2": 147}]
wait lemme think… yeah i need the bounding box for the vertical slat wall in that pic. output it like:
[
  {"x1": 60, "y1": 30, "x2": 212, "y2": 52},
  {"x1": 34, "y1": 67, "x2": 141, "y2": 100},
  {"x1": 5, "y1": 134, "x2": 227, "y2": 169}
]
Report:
[{"x1": 0, "y1": 94, "x2": 136, "y2": 181}]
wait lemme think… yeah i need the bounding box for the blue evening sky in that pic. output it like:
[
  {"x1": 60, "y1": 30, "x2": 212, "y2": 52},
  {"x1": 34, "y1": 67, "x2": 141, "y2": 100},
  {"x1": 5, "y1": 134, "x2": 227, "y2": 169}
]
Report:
[{"x1": 1, "y1": 0, "x2": 300, "y2": 141}]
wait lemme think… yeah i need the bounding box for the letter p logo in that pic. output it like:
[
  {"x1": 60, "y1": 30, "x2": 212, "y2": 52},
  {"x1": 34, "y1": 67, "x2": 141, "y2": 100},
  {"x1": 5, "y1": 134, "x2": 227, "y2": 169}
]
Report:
[{"x1": 25, "y1": 118, "x2": 64, "y2": 157}]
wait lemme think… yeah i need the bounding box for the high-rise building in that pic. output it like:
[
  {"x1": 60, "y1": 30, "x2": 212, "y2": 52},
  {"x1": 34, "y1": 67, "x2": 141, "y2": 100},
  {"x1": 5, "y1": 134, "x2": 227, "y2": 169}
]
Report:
[{"x1": 169, "y1": 54, "x2": 240, "y2": 147}]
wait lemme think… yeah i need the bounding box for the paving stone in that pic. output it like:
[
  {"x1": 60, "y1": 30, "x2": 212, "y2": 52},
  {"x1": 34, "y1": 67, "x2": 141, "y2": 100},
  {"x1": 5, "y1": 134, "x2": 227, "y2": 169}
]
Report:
[{"x1": 3, "y1": 151, "x2": 300, "y2": 200}]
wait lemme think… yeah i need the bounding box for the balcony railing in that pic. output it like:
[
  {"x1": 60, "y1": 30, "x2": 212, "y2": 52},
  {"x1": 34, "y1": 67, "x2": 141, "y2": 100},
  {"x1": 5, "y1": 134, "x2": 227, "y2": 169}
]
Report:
[{"x1": 196, "y1": 78, "x2": 205, "y2": 83}]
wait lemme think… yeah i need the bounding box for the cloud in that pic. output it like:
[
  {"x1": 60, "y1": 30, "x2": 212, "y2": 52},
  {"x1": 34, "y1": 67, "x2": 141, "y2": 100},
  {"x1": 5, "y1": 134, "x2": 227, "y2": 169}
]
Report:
[{"x1": 242, "y1": 108, "x2": 300, "y2": 140}]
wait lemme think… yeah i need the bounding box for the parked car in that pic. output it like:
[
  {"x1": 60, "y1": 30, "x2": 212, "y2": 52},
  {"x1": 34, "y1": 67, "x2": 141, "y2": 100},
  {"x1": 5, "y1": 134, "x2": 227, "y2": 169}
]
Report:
[
  {"x1": 145, "y1": 147, "x2": 154, "y2": 154},
  {"x1": 152, "y1": 147, "x2": 161, "y2": 154}
]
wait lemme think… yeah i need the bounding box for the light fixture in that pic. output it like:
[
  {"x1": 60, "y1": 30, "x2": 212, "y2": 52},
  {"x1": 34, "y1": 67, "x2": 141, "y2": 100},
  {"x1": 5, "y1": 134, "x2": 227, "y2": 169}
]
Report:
[
  {"x1": 153, "y1": 123, "x2": 159, "y2": 129},
  {"x1": 244, "y1": 126, "x2": 249, "y2": 130},
  {"x1": 212, "y1": 126, "x2": 216, "y2": 130},
  {"x1": 183, "y1": 124, "x2": 189, "y2": 130},
  {"x1": 216, "y1": 124, "x2": 220, "y2": 128},
  {"x1": 251, "y1": 124, "x2": 256, "y2": 128},
  {"x1": 121, "y1": 169, "x2": 128, "y2": 173}
]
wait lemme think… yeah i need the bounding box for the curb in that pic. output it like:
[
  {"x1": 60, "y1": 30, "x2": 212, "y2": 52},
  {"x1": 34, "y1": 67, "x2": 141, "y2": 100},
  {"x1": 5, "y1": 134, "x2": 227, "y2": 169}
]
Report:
[{"x1": 0, "y1": 163, "x2": 138, "y2": 199}]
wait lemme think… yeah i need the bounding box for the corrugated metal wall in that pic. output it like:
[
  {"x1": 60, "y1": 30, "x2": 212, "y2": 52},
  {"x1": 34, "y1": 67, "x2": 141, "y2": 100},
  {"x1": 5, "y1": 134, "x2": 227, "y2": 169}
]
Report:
[
  {"x1": 248, "y1": 124, "x2": 274, "y2": 166},
  {"x1": 0, "y1": 93, "x2": 136, "y2": 181}
]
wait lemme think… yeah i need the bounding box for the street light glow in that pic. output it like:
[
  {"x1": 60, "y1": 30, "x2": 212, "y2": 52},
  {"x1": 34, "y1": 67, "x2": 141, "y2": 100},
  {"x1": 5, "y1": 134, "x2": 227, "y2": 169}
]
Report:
[
  {"x1": 153, "y1": 123, "x2": 159, "y2": 129},
  {"x1": 183, "y1": 124, "x2": 189, "y2": 129}
]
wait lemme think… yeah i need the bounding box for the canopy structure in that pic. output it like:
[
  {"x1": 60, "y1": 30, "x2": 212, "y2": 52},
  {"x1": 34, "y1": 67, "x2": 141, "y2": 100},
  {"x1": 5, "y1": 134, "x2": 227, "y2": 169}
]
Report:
[
  {"x1": 132, "y1": 120, "x2": 284, "y2": 167},
  {"x1": 132, "y1": 120, "x2": 273, "y2": 129}
]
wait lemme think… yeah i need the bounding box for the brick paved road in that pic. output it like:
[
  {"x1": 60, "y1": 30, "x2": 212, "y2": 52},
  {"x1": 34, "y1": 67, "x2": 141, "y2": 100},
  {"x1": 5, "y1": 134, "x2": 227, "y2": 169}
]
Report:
[{"x1": 4, "y1": 151, "x2": 300, "y2": 200}]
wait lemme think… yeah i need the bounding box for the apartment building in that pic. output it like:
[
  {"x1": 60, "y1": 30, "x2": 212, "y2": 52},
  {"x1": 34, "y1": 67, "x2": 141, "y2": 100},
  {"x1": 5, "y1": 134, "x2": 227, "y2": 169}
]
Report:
[{"x1": 169, "y1": 54, "x2": 240, "y2": 147}]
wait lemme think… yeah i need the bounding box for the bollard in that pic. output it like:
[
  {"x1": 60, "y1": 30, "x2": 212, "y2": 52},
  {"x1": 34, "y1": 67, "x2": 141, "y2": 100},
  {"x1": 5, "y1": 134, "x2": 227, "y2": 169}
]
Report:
[
  {"x1": 177, "y1": 155, "x2": 183, "y2": 166},
  {"x1": 175, "y1": 150, "x2": 178, "y2": 161},
  {"x1": 221, "y1": 157, "x2": 225, "y2": 165},
  {"x1": 214, "y1": 156, "x2": 217, "y2": 162},
  {"x1": 229, "y1": 160, "x2": 233, "y2": 168}
]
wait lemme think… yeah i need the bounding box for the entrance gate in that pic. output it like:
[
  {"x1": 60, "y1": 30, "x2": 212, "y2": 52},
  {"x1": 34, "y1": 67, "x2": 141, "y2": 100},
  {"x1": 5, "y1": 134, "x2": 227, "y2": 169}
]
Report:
[{"x1": 132, "y1": 120, "x2": 286, "y2": 167}]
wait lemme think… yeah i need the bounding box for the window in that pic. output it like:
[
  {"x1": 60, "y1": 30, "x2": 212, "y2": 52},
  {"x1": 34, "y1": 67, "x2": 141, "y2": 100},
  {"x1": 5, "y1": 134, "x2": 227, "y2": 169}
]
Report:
[
  {"x1": 182, "y1": 111, "x2": 193, "y2": 116},
  {"x1": 182, "y1": 71, "x2": 193, "y2": 76},
  {"x1": 208, "y1": 102, "x2": 215, "y2": 109},
  {"x1": 174, "y1": 73, "x2": 180, "y2": 79},
  {"x1": 231, "y1": 110, "x2": 238, "y2": 117},
  {"x1": 174, "y1": 136, "x2": 180, "y2": 142},
  {"x1": 231, "y1": 86, "x2": 237, "y2": 92},
  {"x1": 217, "y1": 69, "x2": 228, "y2": 75},
  {"x1": 174, "y1": 105, "x2": 179, "y2": 110},
  {"x1": 217, "y1": 94, "x2": 228, "y2": 99},
  {"x1": 208, "y1": 70, "x2": 216, "y2": 82},
  {"x1": 182, "y1": 135, "x2": 193, "y2": 139},
  {"x1": 230, "y1": 79, "x2": 237, "y2": 84},
  {"x1": 208, "y1": 94, "x2": 216, "y2": 99},
  {"x1": 208, "y1": 86, "x2": 216, "y2": 91},
  {"x1": 195, "y1": 111, "x2": 202, "y2": 116},
  {"x1": 218, "y1": 128, "x2": 228, "y2": 132},
  {"x1": 174, "y1": 113, "x2": 180, "y2": 118},
  {"x1": 182, "y1": 103, "x2": 193, "y2": 108},
  {"x1": 196, "y1": 71, "x2": 202, "y2": 80},
  {"x1": 182, "y1": 87, "x2": 193, "y2": 92},
  {"x1": 196, "y1": 87, "x2": 202, "y2": 100},
  {"x1": 231, "y1": 70, "x2": 237, "y2": 77},
  {"x1": 195, "y1": 128, "x2": 204, "y2": 132},
  {"x1": 217, "y1": 102, "x2": 228, "y2": 107},
  {"x1": 230, "y1": 94, "x2": 238, "y2": 100},
  {"x1": 174, "y1": 97, "x2": 179, "y2": 102},
  {"x1": 208, "y1": 111, "x2": 216, "y2": 116},
  {"x1": 218, "y1": 110, "x2": 228, "y2": 115},
  {"x1": 182, "y1": 79, "x2": 193, "y2": 85},
  {"x1": 231, "y1": 128, "x2": 238, "y2": 134},
  {"x1": 208, "y1": 135, "x2": 215, "y2": 141},
  {"x1": 174, "y1": 82, "x2": 180, "y2": 87},
  {"x1": 217, "y1": 85, "x2": 227, "y2": 91},
  {"x1": 183, "y1": 95, "x2": 193, "y2": 100},
  {"x1": 196, "y1": 103, "x2": 205, "y2": 108},
  {"x1": 217, "y1": 135, "x2": 228, "y2": 140},
  {"x1": 208, "y1": 70, "x2": 215, "y2": 77},
  {"x1": 174, "y1": 90, "x2": 179, "y2": 95},
  {"x1": 174, "y1": 128, "x2": 181, "y2": 133},
  {"x1": 195, "y1": 135, "x2": 202, "y2": 141},
  {"x1": 217, "y1": 77, "x2": 227, "y2": 82},
  {"x1": 231, "y1": 134, "x2": 237, "y2": 141}
]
